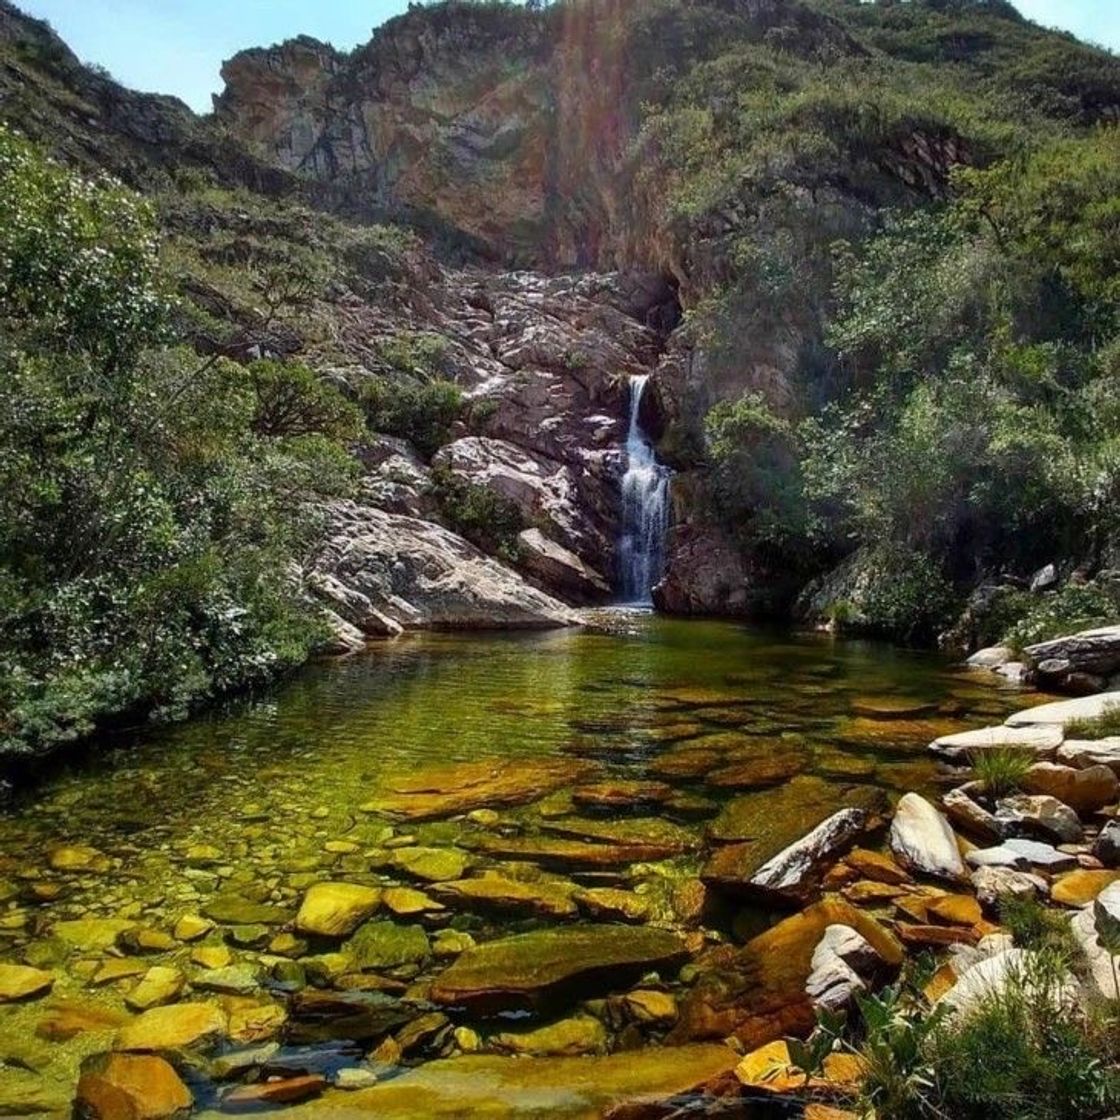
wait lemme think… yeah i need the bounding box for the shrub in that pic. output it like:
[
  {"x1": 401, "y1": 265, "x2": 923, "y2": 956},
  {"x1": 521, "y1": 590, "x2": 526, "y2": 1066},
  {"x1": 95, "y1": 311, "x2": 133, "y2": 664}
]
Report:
[
  {"x1": 359, "y1": 376, "x2": 463, "y2": 459},
  {"x1": 1005, "y1": 581, "x2": 1120, "y2": 652},
  {"x1": 1065, "y1": 703, "x2": 1120, "y2": 741},
  {"x1": 430, "y1": 466, "x2": 525, "y2": 564}
]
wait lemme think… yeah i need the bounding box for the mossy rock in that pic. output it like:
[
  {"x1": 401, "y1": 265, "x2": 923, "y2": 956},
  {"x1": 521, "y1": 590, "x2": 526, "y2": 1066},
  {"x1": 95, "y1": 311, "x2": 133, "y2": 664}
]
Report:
[{"x1": 346, "y1": 921, "x2": 430, "y2": 970}]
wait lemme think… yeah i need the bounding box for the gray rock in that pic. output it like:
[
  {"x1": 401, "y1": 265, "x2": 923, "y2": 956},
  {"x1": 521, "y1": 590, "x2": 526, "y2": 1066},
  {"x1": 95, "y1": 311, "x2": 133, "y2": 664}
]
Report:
[
  {"x1": 1094, "y1": 882, "x2": 1120, "y2": 942},
  {"x1": 1058, "y1": 739, "x2": 1120, "y2": 774},
  {"x1": 806, "y1": 924, "x2": 886, "y2": 1013},
  {"x1": 1006, "y1": 692, "x2": 1120, "y2": 729},
  {"x1": 967, "y1": 646, "x2": 1015, "y2": 670},
  {"x1": 1030, "y1": 564, "x2": 1059, "y2": 593},
  {"x1": 970, "y1": 866, "x2": 1047, "y2": 911},
  {"x1": 1003, "y1": 838, "x2": 1079, "y2": 872},
  {"x1": 966, "y1": 845, "x2": 1032, "y2": 871},
  {"x1": 943, "y1": 785, "x2": 1002, "y2": 844},
  {"x1": 929, "y1": 725, "x2": 1063, "y2": 763},
  {"x1": 1026, "y1": 626, "x2": 1120, "y2": 684},
  {"x1": 1072, "y1": 908, "x2": 1120, "y2": 999},
  {"x1": 1095, "y1": 820, "x2": 1120, "y2": 868},
  {"x1": 995, "y1": 794, "x2": 1084, "y2": 845}
]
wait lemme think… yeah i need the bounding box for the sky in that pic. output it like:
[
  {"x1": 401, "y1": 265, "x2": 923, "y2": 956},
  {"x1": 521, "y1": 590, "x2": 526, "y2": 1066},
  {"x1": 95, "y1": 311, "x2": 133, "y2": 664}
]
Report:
[{"x1": 16, "y1": 0, "x2": 1120, "y2": 115}]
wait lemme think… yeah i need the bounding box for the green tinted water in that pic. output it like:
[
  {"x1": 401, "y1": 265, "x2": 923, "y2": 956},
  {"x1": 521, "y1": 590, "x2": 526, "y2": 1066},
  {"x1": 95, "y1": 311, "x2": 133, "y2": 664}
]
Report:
[{"x1": 0, "y1": 614, "x2": 1033, "y2": 1115}]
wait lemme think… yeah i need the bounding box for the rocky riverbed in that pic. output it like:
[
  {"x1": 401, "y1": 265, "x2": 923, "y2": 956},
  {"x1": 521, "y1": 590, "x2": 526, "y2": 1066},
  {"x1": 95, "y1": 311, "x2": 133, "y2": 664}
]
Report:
[{"x1": 0, "y1": 616, "x2": 1061, "y2": 1118}]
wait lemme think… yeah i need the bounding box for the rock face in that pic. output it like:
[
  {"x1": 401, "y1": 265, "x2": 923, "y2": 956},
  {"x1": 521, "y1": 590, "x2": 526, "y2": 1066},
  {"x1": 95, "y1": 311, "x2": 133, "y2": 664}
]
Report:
[
  {"x1": 315, "y1": 505, "x2": 579, "y2": 631},
  {"x1": 889, "y1": 793, "x2": 966, "y2": 882}
]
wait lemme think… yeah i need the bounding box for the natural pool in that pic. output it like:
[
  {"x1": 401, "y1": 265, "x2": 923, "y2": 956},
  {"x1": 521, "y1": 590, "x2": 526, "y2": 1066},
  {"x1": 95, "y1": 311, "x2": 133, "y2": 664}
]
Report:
[{"x1": 0, "y1": 613, "x2": 1041, "y2": 1117}]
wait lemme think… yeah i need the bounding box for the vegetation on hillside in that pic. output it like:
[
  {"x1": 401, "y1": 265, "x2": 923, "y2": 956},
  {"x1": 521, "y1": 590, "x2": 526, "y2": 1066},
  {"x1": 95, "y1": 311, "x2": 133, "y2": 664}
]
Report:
[{"x1": 0, "y1": 127, "x2": 370, "y2": 761}]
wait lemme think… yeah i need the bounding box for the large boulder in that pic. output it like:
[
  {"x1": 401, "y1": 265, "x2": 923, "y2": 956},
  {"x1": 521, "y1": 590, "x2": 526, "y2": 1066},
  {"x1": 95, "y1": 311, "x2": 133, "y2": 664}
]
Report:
[
  {"x1": 994, "y1": 794, "x2": 1083, "y2": 845},
  {"x1": 1057, "y1": 738, "x2": 1120, "y2": 774},
  {"x1": 889, "y1": 793, "x2": 966, "y2": 882},
  {"x1": 316, "y1": 505, "x2": 578, "y2": 630},
  {"x1": 516, "y1": 528, "x2": 612, "y2": 604},
  {"x1": 929, "y1": 725, "x2": 1063, "y2": 763}
]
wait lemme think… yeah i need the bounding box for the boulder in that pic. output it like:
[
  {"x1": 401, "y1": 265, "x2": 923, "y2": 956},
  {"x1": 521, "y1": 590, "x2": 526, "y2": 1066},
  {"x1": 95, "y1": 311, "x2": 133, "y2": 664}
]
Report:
[
  {"x1": 76, "y1": 1053, "x2": 192, "y2": 1120},
  {"x1": 296, "y1": 883, "x2": 382, "y2": 938},
  {"x1": 1006, "y1": 692, "x2": 1120, "y2": 729},
  {"x1": 939, "y1": 948, "x2": 1074, "y2": 1017},
  {"x1": 929, "y1": 725, "x2": 1063, "y2": 763},
  {"x1": 429, "y1": 925, "x2": 689, "y2": 1013},
  {"x1": 315, "y1": 505, "x2": 579, "y2": 630},
  {"x1": 967, "y1": 646, "x2": 1015, "y2": 670},
  {"x1": 653, "y1": 521, "x2": 753, "y2": 616},
  {"x1": 1022, "y1": 762, "x2": 1118, "y2": 814},
  {"x1": 994, "y1": 794, "x2": 1083, "y2": 844},
  {"x1": 943, "y1": 785, "x2": 1002, "y2": 844},
  {"x1": 889, "y1": 793, "x2": 966, "y2": 882}
]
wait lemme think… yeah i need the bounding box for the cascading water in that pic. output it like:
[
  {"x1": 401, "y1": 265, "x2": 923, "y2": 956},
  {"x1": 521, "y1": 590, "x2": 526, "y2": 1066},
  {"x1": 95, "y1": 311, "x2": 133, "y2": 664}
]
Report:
[{"x1": 618, "y1": 374, "x2": 671, "y2": 605}]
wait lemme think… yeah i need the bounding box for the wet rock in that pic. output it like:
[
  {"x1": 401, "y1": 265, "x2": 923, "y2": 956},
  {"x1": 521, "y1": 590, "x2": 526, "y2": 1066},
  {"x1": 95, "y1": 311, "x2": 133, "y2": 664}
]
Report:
[
  {"x1": 227, "y1": 924, "x2": 270, "y2": 949},
  {"x1": 115, "y1": 1001, "x2": 228, "y2": 1053},
  {"x1": 126, "y1": 966, "x2": 186, "y2": 1011},
  {"x1": 52, "y1": 918, "x2": 137, "y2": 952},
  {"x1": 845, "y1": 849, "x2": 910, "y2": 886},
  {"x1": 93, "y1": 959, "x2": 148, "y2": 986},
  {"x1": 620, "y1": 989, "x2": 678, "y2": 1025},
  {"x1": 47, "y1": 844, "x2": 110, "y2": 873},
  {"x1": 806, "y1": 924, "x2": 887, "y2": 1013},
  {"x1": 382, "y1": 886, "x2": 444, "y2": 915},
  {"x1": 494, "y1": 1015, "x2": 609, "y2": 1057},
  {"x1": 704, "y1": 754, "x2": 806, "y2": 790},
  {"x1": 573, "y1": 887, "x2": 651, "y2": 923},
  {"x1": 363, "y1": 758, "x2": 594, "y2": 822},
  {"x1": 971, "y1": 866, "x2": 1046, "y2": 910},
  {"x1": 119, "y1": 927, "x2": 179, "y2": 955},
  {"x1": 193, "y1": 965, "x2": 259, "y2": 995},
  {"x1": 1051, "y1": 869, "x2": 1120, "y2": 907},
  {"x1": 285, "y1": 990, "x2": 419, "y2": 1045},
  {"x1": 192, "y1": 945, "x2": 233, "y2": 970},
  {"x1": 889, "y1": 793, "x2": 966, "y2": 882},
  {"x1": 1022, "y1": 762, "x2": 1119, "y2": 815},
  {"x1": 202, "y1": 895, "x2": 288, "y2": 926},
  {"x1": 467, "y1": 834, "x2": 682, "y2": 869},
  {"x1": 387, "y1": 847, "x2": 469, "y2": 883},
  {"x1": 172, "y1": 914, "x2": 214, "y2": 942},
  {"x1": 222, "y1": 1075, "x2": 326, "y2": 1112},
  {"x1": 1006, "y1": 692, "x2": 1120, "y2": 728},
  {"x1": 929, "y1": 725, "x2": 1062, "y2": 763},
  {"x1": 296, "y1": 883, "x2": 382, "y2": 938},
  {"x1": 345, "y1": 921, "x2": 430, "y2": 970},
  {"x1": 671, "y1": 899, "x2": 903, "y2": 1048},
  {"x1": 994, "y1": 794, "x2": 1084, "y2": 844},
  {"x1": 277, "y1": 1047, "x2": 739, "y2": 1119},
  {"x1": 429, "y1": 925, "x2": 689, "y2": 1013},
  {"x1": 395, "y1": 1011, "x2": 451, "y2": 1057},
  {"x1": 76, "y1": 1052, "x2": 192, "y2": 1120},
  {"x1": 572, "y1": 780, "x2": 673, "y2": 811},
  {"x1": 433, "y1": 875, "x2": 577, "y2": 919},
  {"x1": 539, "y1": 816, "x2": 696, "y2": 851},
  {"x1": 0, "y1": 963, "x2": 53, "y2": 1003},
  {"x1": 852, "y1": 698, "x2": 938, "y2": 720}
]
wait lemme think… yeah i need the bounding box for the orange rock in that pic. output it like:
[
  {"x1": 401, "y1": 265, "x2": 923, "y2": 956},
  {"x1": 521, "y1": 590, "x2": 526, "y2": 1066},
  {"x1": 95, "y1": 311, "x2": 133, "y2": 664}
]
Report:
[
  {"x1": 222, "y1": 1075, "x2": 326, "y2": 1111},
  {"x1": 846, "y1": 848, "x2": 910, "y2": 886},
  {"x1": 923, "y1": 963, "x2": 958, "y2": 1003},
  {"x1": 896, "y1": 923, "x2": 978, "y2": 948},
  {"x1": 76, "y1": 1052, "x2": 191, "y2": 1120},
  {"x1": 843, "y1": 880, "x2": 905, "y2": 905},
  {"x1": 36, "y1": 1000, "x2": 129, "y2": 1042},
  {"x1": 1052, "y1": 869, "x2": 1120, "y2": 907},
  {"x1": 926, "y1": 895, "x2": 982, "y2": 927},
  {"x1": 735, "y1": 1039, "x2": 864, "y2": 1096}
]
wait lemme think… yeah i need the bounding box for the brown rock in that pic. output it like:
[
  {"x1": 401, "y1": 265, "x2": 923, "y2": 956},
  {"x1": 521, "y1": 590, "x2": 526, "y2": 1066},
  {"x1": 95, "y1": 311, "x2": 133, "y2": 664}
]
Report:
[
  {"x1": 571, "y1": 780, "x2": 672, "y2": 811},
  {"x1": 926, "y1": 895, "x2": 983, "y2": 928},
  {"x1": 1051, "y1": 869, "x2": 1120, "y2": 907},
  {"x1": 115, "y1": 1002, "x2": 227, "y2": 1053},
  {"x1": 222, "y1": 1076, "x2": 326, "y2": 1112},
  {"x1": 1022, "y1": 763, "x2": 1119, "y2": 816},
  {"x1": 896, "y1": 923, "x2": 978, "y2": 949},
  {"x1": 76, "y1": 1053, "x2": 192, "y2": 1120},
  {"x1": 846, "y1": 848, "x2": 910, "y2": 886},
  {"x1": 37, "y1": 999, "x2": 129, "y2": 1041}
]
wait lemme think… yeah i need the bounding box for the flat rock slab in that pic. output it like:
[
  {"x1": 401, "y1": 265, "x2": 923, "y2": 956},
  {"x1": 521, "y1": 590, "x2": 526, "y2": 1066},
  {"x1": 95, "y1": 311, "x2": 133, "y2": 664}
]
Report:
[
  {"x1": 929, "y1": 725, "x2": 1063, "y2": 762},
  {"x1": 1058, "y1": 738, "x2": 1120, "y2": 773},
  {"x1": 429, "y1": 925, "x2": 689, "y2": 1013},
  {"x1": 361, "y1": 758, "x2": 596, "y2": 821},
  {"x1": 266, "y1": 1046, "x2": 738, "y2": 1120},
  {"x1": 0, "y1": 963, "x2": 53, "y2": 1003},
  {"x1": 433, "y1": 876, "x2": 577, "y2": 919},
  {"x1": 466, "y1": 834, "x2": 682, "y2": 869},
  {"x1": 115, "y1": 1002, "x2": 228, "y2": 1053},
  {"x1": 851, "y1": 698, "x2": 938, "y2": 720},
  {"x1": 1006, "y1": 692, "x2": 1120, "y2": 729}
]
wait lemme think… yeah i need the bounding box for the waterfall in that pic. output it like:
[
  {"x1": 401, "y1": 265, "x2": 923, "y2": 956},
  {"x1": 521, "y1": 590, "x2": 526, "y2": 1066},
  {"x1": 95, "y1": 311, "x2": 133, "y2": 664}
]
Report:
[{"x1": 619, "y1": 374, "x2": 670, "y2": 605}]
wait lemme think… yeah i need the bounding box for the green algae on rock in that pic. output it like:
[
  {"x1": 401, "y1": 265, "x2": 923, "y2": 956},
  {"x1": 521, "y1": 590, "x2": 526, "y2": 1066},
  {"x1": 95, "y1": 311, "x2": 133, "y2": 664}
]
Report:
[{"x1": 429, "y1": 924, "x2": 689, "y2": 1013}]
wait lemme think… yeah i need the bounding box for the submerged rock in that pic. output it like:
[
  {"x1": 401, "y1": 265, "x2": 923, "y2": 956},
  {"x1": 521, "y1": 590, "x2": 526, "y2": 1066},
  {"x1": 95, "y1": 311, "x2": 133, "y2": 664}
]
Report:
[
  {"x1": 115, "y1": 1002, "x2": 227, "y2": 1053},
  {"x1": 429, "y1": 925, "x2": 689, "y2": 1013},
  {"x1": 76, "y1": 1053, "x2": 192, "y2": 1120},
  {"x1": 387, "y1": 847, "x2": 469, "y2": 883},
  {"x1": 0, "y1": 963, "x2": 53, "y2": 1003},
  {"x1": 433, "y1": 876, "x2": 577, "y2": 919},
  {"x1": 345, "y1": 921, "x2": 430, "y2": 970},
  {"x1": 361, "y1": 758, "x2": 594, "y2": 821},
  {"x1": 493, "y1": 1015, "x2": 609, "y2": 1057},
  {"x1": 296, "y1": 883, "x2": 382, "y2": 938},
  {"x1": 276, "y1": 1046, "x2": 739, "y2": 1119}
]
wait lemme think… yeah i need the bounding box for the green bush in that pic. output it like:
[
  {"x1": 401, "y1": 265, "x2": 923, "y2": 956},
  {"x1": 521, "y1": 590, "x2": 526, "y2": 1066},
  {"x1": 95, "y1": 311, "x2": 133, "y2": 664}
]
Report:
[
  {"x1": 971, "y1": 746, "x2": 1031, "y2": 798},
  {"x1": 359, "y1": 376, "x2": 463, "y2": 459},
  {"x1": 430, "y1": 466, "x2": 525, "y2": 564},
  {"x1": 1005, "y1": 581, "x2": 1120, "y2": 651}
]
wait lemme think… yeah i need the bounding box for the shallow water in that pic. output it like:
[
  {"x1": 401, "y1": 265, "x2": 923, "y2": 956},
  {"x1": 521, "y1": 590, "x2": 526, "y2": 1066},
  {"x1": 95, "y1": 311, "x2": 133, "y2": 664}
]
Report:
[{"x1": 0, "y1": 613, "x2": 1036, "y2": 1115}]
